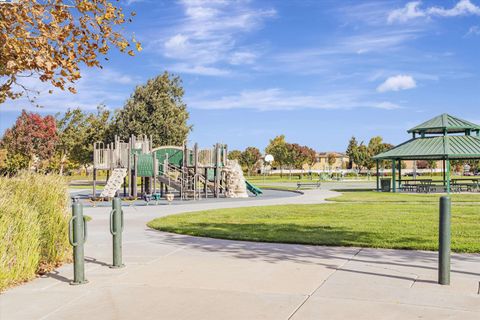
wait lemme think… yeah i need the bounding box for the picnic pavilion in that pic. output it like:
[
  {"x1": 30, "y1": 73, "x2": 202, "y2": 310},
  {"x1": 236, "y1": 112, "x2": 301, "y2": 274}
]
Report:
[{"x1": 373, "y1": 114, "x2": 480, "y2": 193}]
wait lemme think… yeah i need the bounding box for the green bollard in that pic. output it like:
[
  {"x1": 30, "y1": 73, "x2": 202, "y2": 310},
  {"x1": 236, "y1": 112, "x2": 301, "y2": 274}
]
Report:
[
  {"x1": 69, "y1": 198, "x2": 88, "y2": 285},
  {"x1": 438, "y1": 196, "x2": 451, "y2": 285},
  {"x1": 110, "y1": 197, "x2": 125, "y2": 268}
]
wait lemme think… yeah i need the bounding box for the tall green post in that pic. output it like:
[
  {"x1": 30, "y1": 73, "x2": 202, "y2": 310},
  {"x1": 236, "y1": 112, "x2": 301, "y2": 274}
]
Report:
[
  {"x1": 69, "y1": 199, "x2": 88, "y2": 285},
  {"x1": 392, "y1": 159, "x2": 396, "y2": 192},
  {"x1": 376, "y1": 159, "x2": 380, "y2": 192},
  {"x1": 110, "y1": 197, "x2": 125, "y2": 268},
  {"x1": 446, "y1": 159, "x2": 451, "y2": 194},
  {"x1": 438, "y1": 196, "x2": 451, "y2": 285}
]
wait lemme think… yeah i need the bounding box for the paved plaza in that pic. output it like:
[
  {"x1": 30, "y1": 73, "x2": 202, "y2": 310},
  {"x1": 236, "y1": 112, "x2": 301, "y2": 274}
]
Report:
[{"x1": 1, "y1": 187, "x2": 479, "y2": 319}]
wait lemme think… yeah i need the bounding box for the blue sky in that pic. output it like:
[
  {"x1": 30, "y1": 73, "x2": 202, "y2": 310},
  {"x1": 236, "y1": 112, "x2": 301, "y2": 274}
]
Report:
[{"x1": 2, "y1": 0, "x2": 480, "y2": 151}]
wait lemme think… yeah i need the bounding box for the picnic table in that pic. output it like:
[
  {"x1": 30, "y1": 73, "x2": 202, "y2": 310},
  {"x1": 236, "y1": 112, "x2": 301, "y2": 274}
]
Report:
[
  {"x1": 401, "y1": 178, "x2": 480, "y2": 193},
  {"x1": 401, "y1": 179, "x2": 433, "y2": 193},
  {"x1": 451, "y1": 178, "x2": 480, "y2": 192}
]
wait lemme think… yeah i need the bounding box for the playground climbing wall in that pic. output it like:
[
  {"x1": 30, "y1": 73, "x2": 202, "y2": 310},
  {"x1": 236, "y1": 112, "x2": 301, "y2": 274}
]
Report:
[{"x1": 224, "y1": 160, "x2": 249, "y2": 198}]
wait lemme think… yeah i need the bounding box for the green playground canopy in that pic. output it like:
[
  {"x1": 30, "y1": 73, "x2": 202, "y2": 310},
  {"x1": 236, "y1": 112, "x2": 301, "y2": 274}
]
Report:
[{"x1": 373, "y1": 113, "x2": 480, "y2": 193}]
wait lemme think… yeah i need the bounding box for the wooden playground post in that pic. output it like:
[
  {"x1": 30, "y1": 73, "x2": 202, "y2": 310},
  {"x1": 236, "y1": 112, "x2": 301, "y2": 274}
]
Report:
[
  {"x1": 127, "y1": 144, "x2": 132, "y2": 196},
  {"x1": 204, "y1": 167, "x2": 208, "y2": 198},
  {"x1": 93, "y1": 168, "x2": 97, "y2": 198},
  {"x1": 132, "y1": 154, "x2": 138, "y2": 197},
  {"x1": 214, "y1": 143, "x2": 221, "y2": 198},
  {"x1": 194, "y1": 143, "x2": 199, "y2": 199}
]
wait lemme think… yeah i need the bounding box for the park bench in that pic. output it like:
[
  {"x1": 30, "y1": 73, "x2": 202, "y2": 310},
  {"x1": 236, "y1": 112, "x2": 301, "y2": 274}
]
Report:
[{"x1": 296, "y1": 181, "x2": 321, "y2": 190}]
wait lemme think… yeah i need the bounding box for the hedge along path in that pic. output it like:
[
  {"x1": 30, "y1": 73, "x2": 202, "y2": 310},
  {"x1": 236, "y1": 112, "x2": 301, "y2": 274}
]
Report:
[{"x1": 0, "y1": 174, "x2": 71, "y2": 291}]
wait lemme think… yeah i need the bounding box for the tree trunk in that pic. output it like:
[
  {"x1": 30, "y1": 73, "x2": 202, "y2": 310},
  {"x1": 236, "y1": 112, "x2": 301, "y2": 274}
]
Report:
[{"x1": 59, "y1": 152, "x2": 67, "y2": 176}]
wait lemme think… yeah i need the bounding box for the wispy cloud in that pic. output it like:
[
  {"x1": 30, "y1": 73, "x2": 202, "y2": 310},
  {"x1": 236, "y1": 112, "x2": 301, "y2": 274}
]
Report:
[
  {"x1": 388, "y1": 0, "x2": 480, "y2": 24},
  {"x1": 377, "y1": 75, "x2": 417, "y2": 92},
  {"x1": 149, "y1": 0, "x2": 275, "y2": 76},
  {"x1": 387, "y1": 1, "x2": 426, "y2": 24},
  {"x1": 465, "y1": 25, "x2": 480, "y2": 36},
  {"x1": 1, "y1": 68, "x2": 134, "y2": 113},
  {"x1": 188, "y1": 88, "x2": 401, "y2": 111}
]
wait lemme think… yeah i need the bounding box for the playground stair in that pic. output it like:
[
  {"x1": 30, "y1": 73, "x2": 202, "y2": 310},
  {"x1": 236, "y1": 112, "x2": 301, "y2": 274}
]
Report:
[
  {"x1": 156, "y1": 174, "x2": 183, "y2": 192},
  {"x1": 189, "y1": 168, "x2": 216, "y2": 192},
  {"x1": 156, "y1": 164, "x2": 184, "y2": 193},
  {"x1": 100, "y1": 168, "x2": 127, "y2": 198}
]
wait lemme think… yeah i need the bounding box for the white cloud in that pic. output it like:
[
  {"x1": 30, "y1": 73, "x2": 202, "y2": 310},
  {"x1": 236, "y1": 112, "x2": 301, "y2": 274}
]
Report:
[
  {"x1": 167, "y1": 63, "x2": 230, "y2": 76},
  {"x1": 388, "y1": 1, "x2": 426, "y2": 24},
  {"x1": 388, "y1": 0, "x2": 480, "y2": 23},
  {"x1": 188, "y1": 88, "x2": 401, "y2": 111},
  {"x1": 1, "y1": 68, "x2": 135, "y2": 113},
  {"x1": 151, "y1": 0, "x2": 275, "y2": 75},
  {"x1": 229, "y1": 51, "x2": 257, "y2": 65},
  {"x1": 377, "y1": 75, "x2": 417, "y2": 92},
  {"x1": 466, "y1": 25, "x2": 480, "y2": 36},
  {"x1": 428, "y1": 0, "x2": 480, "y2": 17}
]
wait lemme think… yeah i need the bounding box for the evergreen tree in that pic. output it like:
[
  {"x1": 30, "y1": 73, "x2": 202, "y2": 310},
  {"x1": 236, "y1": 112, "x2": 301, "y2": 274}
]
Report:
[
  {"x1": 345, "y1": 136, "x2": 358, "y2": 169},
  {"x1": 111, "y1": 72, "x2": 192, "y2": 147}
]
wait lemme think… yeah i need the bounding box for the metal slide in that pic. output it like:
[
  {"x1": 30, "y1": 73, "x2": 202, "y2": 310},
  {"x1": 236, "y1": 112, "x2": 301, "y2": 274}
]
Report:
[{"x1": 245, "y1": 180, "x2": 263, "y2": 196}]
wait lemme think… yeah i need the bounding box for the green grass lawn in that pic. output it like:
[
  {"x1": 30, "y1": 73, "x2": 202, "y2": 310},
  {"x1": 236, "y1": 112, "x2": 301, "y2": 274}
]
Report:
[
  {"x1": 328, "y1": 190, "x2": 480, "y2": 203},
  {"x1": 148, "y1": 191, "x2": 480, "y2": 253}
]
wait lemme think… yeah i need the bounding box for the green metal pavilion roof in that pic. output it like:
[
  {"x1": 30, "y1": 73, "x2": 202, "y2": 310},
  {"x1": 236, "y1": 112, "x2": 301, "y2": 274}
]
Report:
[
  {"x1": 373, "y1": 135, "x2": 480, "y2": 160},
  {"x1": 407, "y1": 113, "x2": 480, "y2": 134}
]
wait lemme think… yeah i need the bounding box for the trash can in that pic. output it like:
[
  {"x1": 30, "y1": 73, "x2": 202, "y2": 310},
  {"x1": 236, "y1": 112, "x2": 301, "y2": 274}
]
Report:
[{"x1": 380, "y1": 178, "x2": 391, "y2": 192}]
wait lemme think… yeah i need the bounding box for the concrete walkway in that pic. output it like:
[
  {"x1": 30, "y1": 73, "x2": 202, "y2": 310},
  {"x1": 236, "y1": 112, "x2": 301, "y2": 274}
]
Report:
[{"x1": 1, "y1": 188, "x2": 479, "y2": 319}]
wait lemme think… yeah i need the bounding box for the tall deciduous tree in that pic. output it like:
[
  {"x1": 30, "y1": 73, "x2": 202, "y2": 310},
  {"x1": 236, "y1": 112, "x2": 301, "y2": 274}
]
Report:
[
  {"x1": 265, "y1": 135, "x2": 289, "y2": 176},
  {"x1": 352, "y1": 143, "x2": 369, "y2": 171},
  {"x1": 240, "y1": 147, "x2": 261, "y2": 176},
  {"x1": 110, "y1": 72, "x2": 191, "y2": 147},
  {"x1": 55, "y1": 106, "x2": 110, "y2": 174},
  {"x1": 0, "y1": 110, "x2": 58, "y2": 172},
  {"x1": 228, "y1": 150, "x2": 242, "y2": 161},
  {"x1": 0, "y1": 0, "x2": 140, "y2": 104},
  {"x1": 327, "y1": 153, "x2": 336, "y2": 169}
]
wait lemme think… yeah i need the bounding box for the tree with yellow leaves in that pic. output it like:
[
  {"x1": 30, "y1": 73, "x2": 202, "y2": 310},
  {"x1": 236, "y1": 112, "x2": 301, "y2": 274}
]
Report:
[{"x1": 0, "y1": 0, "x2": 141, "y2": 104}]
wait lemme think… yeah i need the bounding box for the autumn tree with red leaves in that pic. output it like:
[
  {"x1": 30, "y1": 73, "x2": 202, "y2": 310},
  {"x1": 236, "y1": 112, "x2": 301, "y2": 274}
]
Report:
[{"x1": 1, "y1": 110, "x2": 58, "y2": 172}]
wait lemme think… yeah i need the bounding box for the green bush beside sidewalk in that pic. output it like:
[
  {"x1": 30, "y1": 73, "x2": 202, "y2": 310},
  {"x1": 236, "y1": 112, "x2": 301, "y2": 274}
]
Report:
[{"x1": 0, "y1": 174, "x2": 70, "y2": 291}]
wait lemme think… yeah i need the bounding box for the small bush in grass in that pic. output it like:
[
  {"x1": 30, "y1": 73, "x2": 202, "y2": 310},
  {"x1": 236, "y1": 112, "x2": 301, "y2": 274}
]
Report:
[{"x1": 0, "y1": 174, "x2": 70, "y2": 291}]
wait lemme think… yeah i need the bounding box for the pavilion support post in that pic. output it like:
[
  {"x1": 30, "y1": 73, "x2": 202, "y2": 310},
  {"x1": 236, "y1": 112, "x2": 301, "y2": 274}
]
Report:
[
  {"x1": 392, "y1": 159, "x2": 396, "y2": 193},
  {"x1": 398, "y1": 160, "x2": 402, "y2": 190},
  {"x1": 446, "y1": 159, "x2": 451, "y2": 194},
  {"x1": 443, "y1": 160, "x2": 446, "y2": 186},
  {"x1": 376, "y1": 160, "x2": 380, "y2": 192}
]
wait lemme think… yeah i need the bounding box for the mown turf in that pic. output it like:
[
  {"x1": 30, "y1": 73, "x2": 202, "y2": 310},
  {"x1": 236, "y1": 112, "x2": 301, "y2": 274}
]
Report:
[
  {"x1": 328, "y1": 191, "x2": 480, "y2": 203},
  {"x1": 148, "y1": 191, "x2": 480, "y2": 253}
]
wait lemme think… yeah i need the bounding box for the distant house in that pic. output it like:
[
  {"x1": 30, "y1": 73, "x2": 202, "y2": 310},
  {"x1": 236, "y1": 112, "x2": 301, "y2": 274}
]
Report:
[
  {"x1": 302, "y1": 151, "x2": 444, "y2": 173},
  {"x1": 303, "y1": 152, "x2": 349, "y2": 171}
]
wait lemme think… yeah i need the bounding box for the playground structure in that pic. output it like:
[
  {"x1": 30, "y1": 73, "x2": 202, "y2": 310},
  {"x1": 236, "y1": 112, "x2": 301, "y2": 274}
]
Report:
[{"x1": 92, "y1": 135, "x2": 261, "y2": 200}]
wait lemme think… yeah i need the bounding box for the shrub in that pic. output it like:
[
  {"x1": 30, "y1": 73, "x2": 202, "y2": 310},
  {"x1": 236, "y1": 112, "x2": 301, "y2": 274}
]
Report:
[{"x1": 0, "y1": 174, "x2": 70, "y2": 291}]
